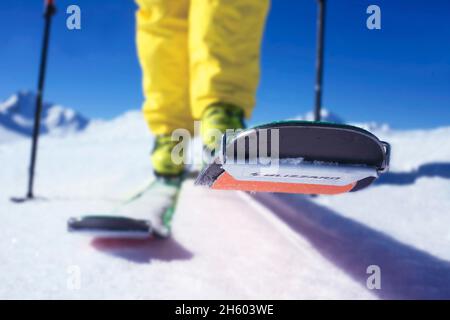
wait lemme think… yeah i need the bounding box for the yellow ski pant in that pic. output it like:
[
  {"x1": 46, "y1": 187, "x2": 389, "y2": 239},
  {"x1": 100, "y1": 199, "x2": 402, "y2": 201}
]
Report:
[{"x1": 136, "y1": 0, "x2": 270, "y2": 135}]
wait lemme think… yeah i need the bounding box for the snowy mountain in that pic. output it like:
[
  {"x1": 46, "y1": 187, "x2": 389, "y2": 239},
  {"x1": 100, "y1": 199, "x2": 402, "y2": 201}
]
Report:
[
  {"x1": 295, "y1": 108, "x2": 391, "y2": 132},
  {"x1": 0, "y1": 111, "x2": 449, "y2": 299},
  {"x1": 0, "y1": 91, "x2": 89, "y2": 141}
]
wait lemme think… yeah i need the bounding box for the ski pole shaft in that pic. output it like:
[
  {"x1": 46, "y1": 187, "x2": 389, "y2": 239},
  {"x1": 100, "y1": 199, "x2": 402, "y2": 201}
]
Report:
[
  {"x1": 26, "y1": 0, "x2": 56, "y2": 199},
  {"x1": 314, "y1": 0, "x2": 326, "y2": 122}
]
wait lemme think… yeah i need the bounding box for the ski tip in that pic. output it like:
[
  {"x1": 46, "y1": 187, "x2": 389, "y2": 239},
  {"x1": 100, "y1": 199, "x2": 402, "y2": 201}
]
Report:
[
  {"x1": 195, "y1": 121, "x2": 391, "y2": 195},
  {"x1": 67, "y1": 215, "x2": 153, "y2": 239}
]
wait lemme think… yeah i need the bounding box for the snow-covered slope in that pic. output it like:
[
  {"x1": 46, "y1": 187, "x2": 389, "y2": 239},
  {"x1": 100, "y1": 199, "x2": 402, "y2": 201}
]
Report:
[
  {"x1": 0, "y1": 111, "x2": 449, "y2": 299},
  {"x1": 0, "y1": 125, "x2": 22, "y2": 144},
  {"x1": 297, "y1": 108, "x2": 345, "y2": 124},
  {"x1": 0, "y1": 91, "x2": 89, "y2": 142}
]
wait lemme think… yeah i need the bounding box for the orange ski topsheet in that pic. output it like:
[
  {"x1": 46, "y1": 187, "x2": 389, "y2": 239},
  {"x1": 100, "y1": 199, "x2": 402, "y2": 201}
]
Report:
[{"x1": 212, "y1": 171, "x2": 355, "y2": 195}]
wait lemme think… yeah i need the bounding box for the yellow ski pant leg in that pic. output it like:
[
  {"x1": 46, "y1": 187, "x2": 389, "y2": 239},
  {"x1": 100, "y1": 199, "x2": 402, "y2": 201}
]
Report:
[
  {"x1": 189, "y1": 0, "x2": 270, "y2": 119},
  {"x1": 136, "y1": 0, "x2": 193, "y2": 135}
]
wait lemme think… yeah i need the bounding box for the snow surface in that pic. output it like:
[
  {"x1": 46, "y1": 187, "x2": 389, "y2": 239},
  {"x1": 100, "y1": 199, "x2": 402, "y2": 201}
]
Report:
[
  {"x1": 295, "y1": 108, "x2": 391, "y2": 132},
  {"x1": 296, "y1": 108, "x2": 345, "y2": 124},
  {"x1": 0, "y1": 111, "x2": 450, "y2": 299}
]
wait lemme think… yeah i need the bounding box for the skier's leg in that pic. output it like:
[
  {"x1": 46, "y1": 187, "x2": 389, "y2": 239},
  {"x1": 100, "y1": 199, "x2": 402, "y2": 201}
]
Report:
[
  {"x1": 132, "y1": 0, "x2": 191, "y2": 237},
  {"x1": 136, "y1": 0, "x2": 191, "y2": 175},
  {"x1": 136, "y1": 0, "x2": 192, "y2": 135},
  {"x1": 189, "y1": 0, "x2": 270, "y2": 150}
]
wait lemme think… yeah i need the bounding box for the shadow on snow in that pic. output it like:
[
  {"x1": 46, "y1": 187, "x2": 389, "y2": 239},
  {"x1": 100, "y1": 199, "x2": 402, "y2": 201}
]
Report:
[
  {"x1": 91, "y1": 237, "x2": 193, "y2": 264},
  {"x1": 375, "y1": 162, "x2": 450, "y2": 186},
  {"x1": 252, "y1": 192, "x2": 450, "y2": 299}
]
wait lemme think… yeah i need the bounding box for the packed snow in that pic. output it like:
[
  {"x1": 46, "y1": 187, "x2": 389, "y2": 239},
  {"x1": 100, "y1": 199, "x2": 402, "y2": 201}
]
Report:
[
  {"x1": 298, "y1": 108, "x2": 346, "y2": 124},
  {"x1": 0, "y1": 110, "x2": 449, "y2": 299},
  {"x1": 296, "y1": 108, "x2": 391, "y2": 132}
]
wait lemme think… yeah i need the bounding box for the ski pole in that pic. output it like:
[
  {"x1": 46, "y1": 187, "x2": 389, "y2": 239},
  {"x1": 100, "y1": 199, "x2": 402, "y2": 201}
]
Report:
[
  {"x1": 14, "y1": 0, "x2": 56, "y2": 202},
  {"x1": 314, "y1": 0, "x2": 326, "y2": 122}
]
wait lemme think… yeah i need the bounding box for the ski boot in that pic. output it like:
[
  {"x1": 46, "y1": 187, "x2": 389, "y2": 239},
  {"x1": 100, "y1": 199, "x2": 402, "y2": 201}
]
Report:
[
  {"x1": 200, "y1": 102, "x2": 245, "y2": 157},
  {"x1": 151, "y1": 135, "x2": 185, "y2": 177}
]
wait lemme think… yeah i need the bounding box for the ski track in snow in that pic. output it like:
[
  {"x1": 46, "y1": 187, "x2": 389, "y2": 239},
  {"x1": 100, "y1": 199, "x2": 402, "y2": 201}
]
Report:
[{"x1": 0, "y1": 112, "x2": 449, "y2": 299}]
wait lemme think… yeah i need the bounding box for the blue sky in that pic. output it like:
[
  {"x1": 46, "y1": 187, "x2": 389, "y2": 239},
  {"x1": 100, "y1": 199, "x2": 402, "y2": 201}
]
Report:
[{"x1": 1, "y1": 0, "x2": 449, "y2": 129}]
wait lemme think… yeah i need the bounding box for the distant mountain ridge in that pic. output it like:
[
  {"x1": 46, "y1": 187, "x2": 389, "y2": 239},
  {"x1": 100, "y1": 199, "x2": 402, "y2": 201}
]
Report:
[{"x1": 0, "y1": 91, "x2": 89, "y2": 138}]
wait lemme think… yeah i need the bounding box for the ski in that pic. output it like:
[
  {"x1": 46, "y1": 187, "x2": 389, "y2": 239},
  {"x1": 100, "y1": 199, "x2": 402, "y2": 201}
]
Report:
[
  {"x1": 196, "y1": 121, "x2": 390, "y2": 194},
  {"x1": 68, "y1": 216, "x2": 152, "y2": 239},
  {"x1": 67, "y1": 175, "x2": 185, "y2": 239}
]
